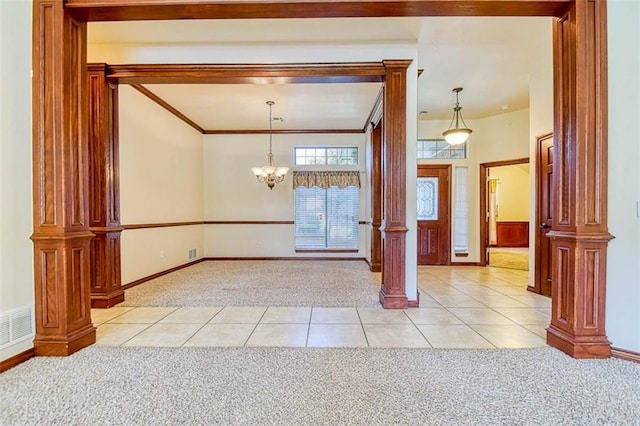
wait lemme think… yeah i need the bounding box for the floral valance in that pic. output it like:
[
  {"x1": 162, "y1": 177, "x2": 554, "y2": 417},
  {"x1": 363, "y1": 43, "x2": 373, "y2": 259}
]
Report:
[{"x1": 292, "y1": 171, "x2": 361, "y2": 189}]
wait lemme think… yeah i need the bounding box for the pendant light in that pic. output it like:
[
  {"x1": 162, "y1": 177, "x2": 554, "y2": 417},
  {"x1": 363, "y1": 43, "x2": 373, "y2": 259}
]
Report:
[
  {"x1": 442, "y1": 87, "x2": 472, "y2": 145},
  {"x1": 251, "y1": 101, "x2": 289, "y2": 189}
]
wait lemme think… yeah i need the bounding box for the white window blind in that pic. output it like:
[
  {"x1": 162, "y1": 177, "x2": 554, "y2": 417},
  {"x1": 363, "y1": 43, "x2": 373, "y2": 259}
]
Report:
[
  {"x1": 454, "y1": 166, "x2": 469, "y2": 253},
  {"x1": 294, "y1": 186, "x2": 359, "y2": 249}
]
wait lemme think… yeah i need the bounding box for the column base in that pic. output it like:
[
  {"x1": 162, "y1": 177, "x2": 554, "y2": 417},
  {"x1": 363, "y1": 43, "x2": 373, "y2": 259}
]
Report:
[
  {"x1": 547, "y1": 325, "x2": 611, "y2": 359},
  {"x1": 379, "y1": 290, "x2": 408, "y2": 309},
  {"x1": 91, "y1": 290, "x2": 125, "y2": 308},
  {"x1": 370, "y1": 261, "x2": 382, "y2": 273},
  {"x1": 34, "y1": 324, "x2": 96, "y2": 356}
]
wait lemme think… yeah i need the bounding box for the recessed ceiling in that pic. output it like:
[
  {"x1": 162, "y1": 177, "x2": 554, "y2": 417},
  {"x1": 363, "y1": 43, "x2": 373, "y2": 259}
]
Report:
[
  {"x1": 89, "y1": 17, "x2": 552, "y2": 130},
  {"x1": 143, "y1": 83, "x2": 382, "y2": 131}
]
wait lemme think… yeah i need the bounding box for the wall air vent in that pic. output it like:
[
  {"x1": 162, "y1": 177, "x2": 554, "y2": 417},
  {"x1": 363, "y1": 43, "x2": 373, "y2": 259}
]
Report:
[
  {"x1": 0, "y1": 305, "x2": 34, "y2": 350},
  {"x1": 188, "y1": 248, "x2": 197, "y2": 260}
]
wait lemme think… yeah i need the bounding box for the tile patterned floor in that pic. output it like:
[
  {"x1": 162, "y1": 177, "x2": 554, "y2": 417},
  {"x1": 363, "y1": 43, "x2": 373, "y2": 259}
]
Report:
[{"x1": 93, "y1": 266, "x2": 551, "y2": 349}]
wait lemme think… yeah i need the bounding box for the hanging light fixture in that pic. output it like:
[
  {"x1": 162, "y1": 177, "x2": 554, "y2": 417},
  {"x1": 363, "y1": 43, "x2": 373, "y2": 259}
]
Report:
[
  {"x1": 442, "y1": 87, "x2": 472, "y2": 145},
  {"x1": 251, "y1": 101, "x2": 289, "y2": 190}
]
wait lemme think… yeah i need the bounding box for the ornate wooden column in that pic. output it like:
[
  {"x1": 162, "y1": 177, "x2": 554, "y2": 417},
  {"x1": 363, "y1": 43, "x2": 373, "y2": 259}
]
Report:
[
  {"x1": 546, "y1": 0, "x2": 613, "y2": 358},
  {"x1": 88, "y1": 63, "x2": 124, "y2": 308},
  {"x1": 370, "y1": 120, "x2": 383, "y2": 273},
  {"x1": 379, "y1": 60, "x2": 411, "y2": 309},
  {"x1": 31, "y1": 1, "x2": 95, "y2": 355}
]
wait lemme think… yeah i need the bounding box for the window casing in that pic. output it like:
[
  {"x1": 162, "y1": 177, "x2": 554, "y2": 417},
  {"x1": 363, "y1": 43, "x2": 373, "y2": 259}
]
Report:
[{"x1": 294, "y1": 147, "x2": 358, "y2": 166}]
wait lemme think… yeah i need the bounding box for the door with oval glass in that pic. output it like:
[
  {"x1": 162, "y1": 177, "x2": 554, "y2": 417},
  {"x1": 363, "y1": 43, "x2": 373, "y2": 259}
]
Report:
[{"x1": 417, "y1": 165, "x2": 451, "y2": 265}]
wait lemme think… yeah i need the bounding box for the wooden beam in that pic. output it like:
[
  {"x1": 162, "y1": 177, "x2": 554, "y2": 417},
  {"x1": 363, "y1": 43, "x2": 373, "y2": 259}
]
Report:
[
  {"x1": 106, "y1": 63, "x2": 386, "y2": 84},
  {"x1": 66, "y1": 0, "x2": 570, "y2": 21},
  {"x1": 129, "y1": 84, "x2": 205, "y2": 133}
]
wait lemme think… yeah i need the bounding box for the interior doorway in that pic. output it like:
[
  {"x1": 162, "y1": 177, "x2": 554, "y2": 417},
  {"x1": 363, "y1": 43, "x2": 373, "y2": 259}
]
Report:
[
  {"x1": 480, "y1": 158, "x2": 531, "y2": 279},
  {"x1": 533, "y1": 133, "x2": 554, "y2": 296},
  {"x1": 417, "y1": 165, "x2": 451, "y2": 265}
]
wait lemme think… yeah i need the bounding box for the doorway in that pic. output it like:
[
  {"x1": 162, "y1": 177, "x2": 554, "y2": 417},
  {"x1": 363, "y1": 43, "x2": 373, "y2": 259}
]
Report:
[
  {"x1": 533, "y1": 133, "x2": 554, "y2": 296},
  {"x1": 480, "y1": 158, "x2": 531, "y2": 276},
  {"x1": 417, "y1": 165, "x2": 451, "y2": 265}
]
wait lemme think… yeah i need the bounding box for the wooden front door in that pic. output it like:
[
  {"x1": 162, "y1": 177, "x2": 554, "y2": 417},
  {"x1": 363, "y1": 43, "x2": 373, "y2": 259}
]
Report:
[
  {"x1": 535, "y1": 133, "x2": 554, "y2": 296},
  {"x1": 417, "y1": 165, "x2": 451, "y2": 265}
]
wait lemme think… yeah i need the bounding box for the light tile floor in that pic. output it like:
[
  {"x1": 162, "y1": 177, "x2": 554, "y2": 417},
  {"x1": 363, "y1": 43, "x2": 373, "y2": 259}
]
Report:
[{"x1": 93, "y1": 266, "x2": 551, "y2": 349}]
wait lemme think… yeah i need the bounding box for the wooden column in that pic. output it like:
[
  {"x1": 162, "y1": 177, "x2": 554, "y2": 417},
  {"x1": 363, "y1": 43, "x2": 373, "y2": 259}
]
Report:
[
  {"x1": 546, "y1": 0, "x2": 613, "y2": 358},
  {"x1": 88, "y1": 64, "x2": 124, "y2": 308},
  {"x1": 370, "y1": 120, "x2": 383, "y2": 273},
  {"x1": 31, "y1": 1, "x2": 95, "y2": 355},
  {"x1": 379, "y1": 60, "x2": 411, "y2": 309}
]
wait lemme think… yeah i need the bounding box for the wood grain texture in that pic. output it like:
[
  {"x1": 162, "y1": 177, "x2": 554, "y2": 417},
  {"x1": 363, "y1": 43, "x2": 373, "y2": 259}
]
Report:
[
  {"x1": 88, "y1": 64, "x2": 124, "y2": 308},
  {"x1": 65, "y1": 0, "x2": 570, "y2": 21},
  {"x1": 546, "y1": 0, "x2": 613, "y2": 359},
  {"x1": 495, "y1": 222, "x2": 529, "y2": 247},
  {"x1": 0, "y1": 348, "x2": 36, "y2": 373},
  {"x1": 369, "y1": 120, "x2": 383, "y2": 273},
  {"x1": 611, "y1": 347, "x2": 640, "y2": 364},
  {"x1": 31, "y1": 1, "x2": 96, "y2": 356},
  {"x1": 105, "y1": 63, "x2": 385, "y2": 84},
  {"x1": 378, "y1": 60, "x2": 411, "y2": 309}
]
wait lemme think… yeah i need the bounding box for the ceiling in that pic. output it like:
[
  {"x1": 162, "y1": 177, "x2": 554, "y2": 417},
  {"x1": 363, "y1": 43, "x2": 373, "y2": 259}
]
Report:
[{"x1": 88, "y1": 17, "x2": 552, "y2": 131}]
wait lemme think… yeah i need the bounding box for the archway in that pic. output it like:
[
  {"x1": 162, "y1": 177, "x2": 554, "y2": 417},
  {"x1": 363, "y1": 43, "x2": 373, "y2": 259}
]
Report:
[{"x1": 31, "y1": 0, "x2": 611, "y2": 358}]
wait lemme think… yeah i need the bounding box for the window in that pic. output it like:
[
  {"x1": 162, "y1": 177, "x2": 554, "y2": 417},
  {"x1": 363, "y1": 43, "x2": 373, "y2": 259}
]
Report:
[
  {"x1": 294, "y1": 186, "x2": 359, "y2": 250},
  {"x1": 454, "y1": 166, "x2": 469, "y2": 254},
  {"x1": 417, "y1": 139, "x2": 467, "y2": 159},
  {"x1": 295, "y1": 147, "x2": 358, "y2": 165}
]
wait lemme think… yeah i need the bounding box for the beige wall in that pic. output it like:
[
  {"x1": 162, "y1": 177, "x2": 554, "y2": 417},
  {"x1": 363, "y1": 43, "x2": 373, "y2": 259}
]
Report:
[
  {"x1": 119, "y1": 86, "x2": 204, "y2": 283},
  {"x1": 0, "y1": 0, "x2": 35, "y2": 360},
  {"x1": 490, "y1": 164, "x2": 530, "y2": 222},
  {"x1": 418, "y1": 108, "x2": 530, "y2": 262},
  {"x1": 2, "y1": 12, "x2": 638, "y2": 363},
  {"x1": 203, "y1": 133, "x2": 368, "y2": 258},
  {"x1": 90, "y1": 40, "x2": 420, "y2": 300}
]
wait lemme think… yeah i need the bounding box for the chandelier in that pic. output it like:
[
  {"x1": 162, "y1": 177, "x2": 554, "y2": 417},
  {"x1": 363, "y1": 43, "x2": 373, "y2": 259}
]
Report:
[
  {"x1": 251, "y1": 101, "x2": 289, "y2": 189},
  {"x1": 442, "y1": 87, "x2": 472, "y2": 145}
]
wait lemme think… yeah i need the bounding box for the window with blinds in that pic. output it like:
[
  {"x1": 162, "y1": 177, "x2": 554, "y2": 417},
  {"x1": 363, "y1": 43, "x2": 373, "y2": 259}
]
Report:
[{"x1": 294, "y1": 186, "x2": 359, "y2": 249}]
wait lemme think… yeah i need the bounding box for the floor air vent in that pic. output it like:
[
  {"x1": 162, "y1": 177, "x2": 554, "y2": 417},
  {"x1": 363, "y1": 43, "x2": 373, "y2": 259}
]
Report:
[{"x1": 0, "y1": 306, "x2": 34, "y2": 349}]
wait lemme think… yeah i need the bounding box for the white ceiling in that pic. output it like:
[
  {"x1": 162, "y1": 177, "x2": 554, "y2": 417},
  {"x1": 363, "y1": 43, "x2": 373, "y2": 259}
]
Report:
[{"x1": 88, "y1": 17, "x2": 552, "y2": 131}]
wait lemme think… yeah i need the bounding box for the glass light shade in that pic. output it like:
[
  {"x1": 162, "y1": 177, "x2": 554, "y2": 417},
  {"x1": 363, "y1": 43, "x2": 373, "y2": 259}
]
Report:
[
  {"x1": 443, "y1": 128, "x2": 472, "y2": 145},
  {"x1": 275, "y1": 166, "x2": 290, "y2": 177}
]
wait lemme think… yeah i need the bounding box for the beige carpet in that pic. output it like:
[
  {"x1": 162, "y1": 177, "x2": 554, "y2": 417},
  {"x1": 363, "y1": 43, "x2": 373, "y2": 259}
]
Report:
[
  {"x1": 2, "y1": 346, "x2": 640, "y2": 425},
  {"x1": 489, "y1": 248, "x2": 529, "y2": 271},
  {"x1": 123, "y1": 260, "x2": 382, "y2": 307}
]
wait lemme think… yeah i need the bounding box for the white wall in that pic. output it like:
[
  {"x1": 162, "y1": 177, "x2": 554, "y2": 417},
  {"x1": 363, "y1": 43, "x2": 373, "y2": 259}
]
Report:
[
  {"x1": 0, "y1": 0, "x2": 34, "y2": 361},
  {"x1": 119, "y1": 86, "x2": 204, "y2": 283},
  {"x1": 418, "y1": 109, "x2": 530, "y2": 262},
  {"x1": 606, "y1": 0, "x2": 640, "y2": 352},
  {"x1": 203, "y1": 133, "x2": 368, "y2": 258}
]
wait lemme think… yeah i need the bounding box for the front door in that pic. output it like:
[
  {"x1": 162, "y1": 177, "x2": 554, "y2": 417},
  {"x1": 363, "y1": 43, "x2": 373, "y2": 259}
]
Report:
[
  {"x1": 535, "y1": 133, "x2": 554, "y2": 296},
  {"x1": 417, "y1": 165, "x2": 451, "y2": 265}
]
